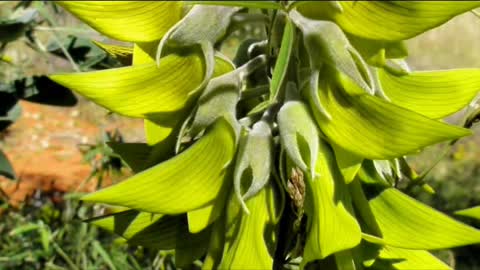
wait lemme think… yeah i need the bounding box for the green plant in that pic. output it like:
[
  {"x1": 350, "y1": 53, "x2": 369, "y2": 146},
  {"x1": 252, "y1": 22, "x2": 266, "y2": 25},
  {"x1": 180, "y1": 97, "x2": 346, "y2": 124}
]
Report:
[
  {"x1": 49, "y1": 1, "x2": 480, "y2": 269},
  {"x1": 78, "y1": 129, "x2": 128, "y2": 189},
  {"x1": 0, "y1": 191, "x2": 171, "y2": 270}
]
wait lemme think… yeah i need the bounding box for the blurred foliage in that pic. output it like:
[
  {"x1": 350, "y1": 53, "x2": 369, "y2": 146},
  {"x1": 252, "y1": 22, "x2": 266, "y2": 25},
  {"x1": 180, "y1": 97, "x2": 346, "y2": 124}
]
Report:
[
  {"x1": 408, "y1": 138, "x2": 480, "y2": 270},
  {"x1": 0, "y1": 1, "x2": 127, "y2": 181},
  {"x1": 79, "y1": 129, "x2": 128, "y2": 190},
  {"x1": 0, "y1": 192, "x2": 176, "y2": 270}
]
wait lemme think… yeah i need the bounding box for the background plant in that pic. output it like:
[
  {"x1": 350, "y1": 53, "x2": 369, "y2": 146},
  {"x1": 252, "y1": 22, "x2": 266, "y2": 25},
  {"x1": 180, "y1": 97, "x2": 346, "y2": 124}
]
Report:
[{"x1": 46, "y1": 1, "x2": 480, "y2": 269}]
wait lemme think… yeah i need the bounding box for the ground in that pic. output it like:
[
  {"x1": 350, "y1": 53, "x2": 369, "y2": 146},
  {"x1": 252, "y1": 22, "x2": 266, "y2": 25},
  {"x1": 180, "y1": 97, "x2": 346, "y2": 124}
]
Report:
[{"x1": 0, "y1": 99, "x2": 144, "y2": 206}]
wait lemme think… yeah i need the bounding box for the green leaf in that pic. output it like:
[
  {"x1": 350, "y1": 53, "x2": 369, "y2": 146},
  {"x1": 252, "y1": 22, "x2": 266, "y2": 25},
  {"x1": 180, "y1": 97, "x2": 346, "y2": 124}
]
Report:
[
  {"x1": 369, "y1": 188, "x2": 480, "y2": 249},
  {"x1": 0, "y1": 9, "x2": 36, "y2": 44},
  {"x1": 311, "y1": 71, "x2": 471, "y2": 160},
  {"x1": 270, "y1": 17, "x2": 295, "y2": 102},
  {"x1": 278, "y1": 100, "x2": 319, "y2": 177},
  {"x1": 88, "y1": 210, "x2": 178, "y2": 250},
  {"x1": 82, "y1": 118, "x2": 236, "y2": 214},
  {"x1": 379, "y1": 68, "x2": 480, "y2": 119},
  {"x1": 0, "y1": 149, "x2": 15, "y2": 180},
  {"x1": 296, "y1": 1, "x2": 480, "y2": 41},
  {"x1": 17, "y1": 76, "x2": 78, "y2": 107},
  {"x1": 56, "y1": 1, "x2": 183, "y2": 42},
  {"x1": 50, "y1": 53, "x2": 205, "y2": 118},
  {"x1": 455, "y1": 206, "x2": 480, "y2": 220},
  {"x1": 175, "y1": 226, "x2": 211, "y2": 268},
  {"x1": 372, "y1": 246, "x2": 451, "y2": 270},
  {"x1": 303, "y1": 139, "x2": 361, "y2": 263},
  {"x1": 219, "y1": 183, "x2": 277, "y2": 270}
]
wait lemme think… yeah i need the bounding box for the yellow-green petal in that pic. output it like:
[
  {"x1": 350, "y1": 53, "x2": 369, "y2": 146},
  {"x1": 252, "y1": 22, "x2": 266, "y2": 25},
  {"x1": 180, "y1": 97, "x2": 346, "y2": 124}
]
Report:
[
  {"x1": 297, "y1": 1, "x2": 480, "y2": 41},
  {"x1": 50, "y1": 53, "x2": 204, "y2": 118},
  {"x1": 311, "y1": 73, "x2": 471, "y2": 160},
  {"x1": 303, "y1": 139, "x2": 361, "y2": 263},
  {"x1": 56, "y1": 1, "x2": 183, "y2": 42},
  {"x1": 82, "y1": 118, "x2": 236, "y2": 214},
  {"x1": 369, "y1": 188, "x2": 480, "y2": 249},
  {"x1": 379, "y1": 68, "x2": 480, "y2": 119},
  {"x1": 219, "y1": 184, "x2": 277, "y2": 270}
]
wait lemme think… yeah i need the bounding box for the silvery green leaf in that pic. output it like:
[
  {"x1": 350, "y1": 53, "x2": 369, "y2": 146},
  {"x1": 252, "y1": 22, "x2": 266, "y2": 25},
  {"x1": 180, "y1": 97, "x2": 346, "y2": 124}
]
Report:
[
  {"x1": 278, "y1": 98, "x2": 319, "y2": 178},
  {"x1": 233, "y1": 120, "x2": 273, "y2": 213},
  {"x1": 190, "y1": 55, "x2": 267, "y2": 135},
  {"x1": 157, "y1": 5, "x2": 239, "y2": 69},
  {"x1": 290, "y1": 10, "x2": 373, "y2": 95},
  {"x1": 383, "y1": 59, "x2": 411, "y2": 76}
]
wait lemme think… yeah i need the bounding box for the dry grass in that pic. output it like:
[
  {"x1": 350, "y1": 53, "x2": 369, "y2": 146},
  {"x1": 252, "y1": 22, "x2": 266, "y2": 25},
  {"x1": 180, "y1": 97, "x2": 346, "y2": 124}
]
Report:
[{"x1": 407, "y1": 11, "x2": 480, "y2": 70}]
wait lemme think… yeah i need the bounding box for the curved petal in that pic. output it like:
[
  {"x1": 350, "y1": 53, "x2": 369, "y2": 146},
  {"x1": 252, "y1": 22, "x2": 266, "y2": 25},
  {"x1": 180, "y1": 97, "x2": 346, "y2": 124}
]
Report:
[
  {"x1": 296, "y1": 1, "x2": 480, "y2": 41},
  {"x1": 311, "y1": 73, "x2": 471, "y2": 160},
  {"x1": 56, "y1": 1, "x2": 183, "y2": 42},
  {"x1": 369, "y1": 188, "x2": 480, "y2": 249},
  {"x1": 219, "y1": 184, "x2": 277, "y2": 270},
  {"x1": 303, "y1": 140, "x2": 361, "y2": 263},
  {"x1": 82, "y1": 118, "x2": 236, "y2": 214},
  {"x1": 87, "y1": 210, "x2": 179, "y2": 250},
  {"x1": 379, "y1": 68, "x2": 480, "y2": 119},
  {"x1": 50, "y1": 53, "x2": 205, "y2": 118}
]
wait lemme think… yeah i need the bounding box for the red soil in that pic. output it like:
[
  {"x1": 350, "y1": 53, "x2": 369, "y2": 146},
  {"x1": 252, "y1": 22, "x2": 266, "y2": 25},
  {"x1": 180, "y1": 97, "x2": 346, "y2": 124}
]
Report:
[{"x1": 0, "y1": 100, "x2": 143, "y2": 207}]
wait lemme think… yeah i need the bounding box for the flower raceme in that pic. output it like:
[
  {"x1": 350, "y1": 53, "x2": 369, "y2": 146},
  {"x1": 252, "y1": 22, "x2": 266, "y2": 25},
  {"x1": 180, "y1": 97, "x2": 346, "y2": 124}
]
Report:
[{"x1": 50, "y1": 1, "x2": 480, "y2": 269}]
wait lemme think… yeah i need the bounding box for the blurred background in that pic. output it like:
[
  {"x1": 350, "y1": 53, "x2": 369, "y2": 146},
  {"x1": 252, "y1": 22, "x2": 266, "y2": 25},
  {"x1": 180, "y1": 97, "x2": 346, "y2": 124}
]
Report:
[{"x1": 1, "y1": 1, "x2": 480, "y2": 269}]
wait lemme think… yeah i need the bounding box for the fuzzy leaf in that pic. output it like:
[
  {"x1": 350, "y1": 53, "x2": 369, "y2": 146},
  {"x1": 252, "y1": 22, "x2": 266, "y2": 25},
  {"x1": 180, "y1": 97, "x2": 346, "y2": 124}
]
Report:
[
  {"x1": 278, "y1": 100, "x2": 319, "y2": 177},
  {"x1": 291, "y1": 10, "x2": 373, "y2": 94},
  {"x1": 379, "y1": 68, "x2": 480, "y2": 119},
  {"x1": 82, "y1": 118, "x2": 236, "y2": 214},
  {"x1": 190, "y1": 70, "x2": 242, "y2": 135},
  {"x1": 369, "y1": 188, "x2": 480, "y2": 249},
  {"x1": 233, "y1": 120, "x2": 273, "y2": 212},
  {"x1": 296, "y1": 1, "x2": 480, "y2": 41},
  {"x1": 303, "y1": 139, "x2": 361, "y2": 263},
  {"x1": 161, "y1": 6, "x2": 239, "y2": 49},
  {"x1": 56, "y1": 1, "x2": 182, "y2": 42},
  {"x1": 311, "y1": 72, "x2": 471, "y2": 160}
]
